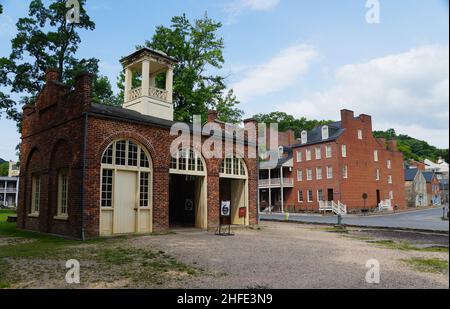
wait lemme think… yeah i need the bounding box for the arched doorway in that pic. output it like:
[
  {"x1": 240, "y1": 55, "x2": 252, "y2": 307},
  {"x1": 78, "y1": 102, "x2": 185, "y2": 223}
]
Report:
[
  {"x1": 219, "y1": 157, "x2": 249, "y2": 226},
  {"x1": 100, "y1": 139, "x2": 153, "y2": 236},
  {"x1": 169, "y1": 148, "x2": 207, "y2": 229}
]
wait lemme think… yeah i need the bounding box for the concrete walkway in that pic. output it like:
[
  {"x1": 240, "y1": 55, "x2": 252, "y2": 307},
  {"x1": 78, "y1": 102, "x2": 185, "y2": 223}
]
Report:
[{"x1": 260, "y1": 207, "x2": 449, "y2": 232}]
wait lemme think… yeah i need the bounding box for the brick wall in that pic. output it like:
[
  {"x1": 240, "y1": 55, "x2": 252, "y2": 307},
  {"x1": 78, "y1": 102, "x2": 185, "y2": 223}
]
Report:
[
  {"x1": 292, "y1": 110, "x2": 406, "y2": 212},
  {"x1": 18, "y1": 71, "x2": 258, "y2": 239}
]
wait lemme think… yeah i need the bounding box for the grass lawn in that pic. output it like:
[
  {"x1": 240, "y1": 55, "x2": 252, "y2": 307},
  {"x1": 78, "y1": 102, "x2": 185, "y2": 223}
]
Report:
[
  {"x1": 0, "y1": 210, "x2": 201, "y2": 289},
  {"x1": 402, "y1": 258, "x2": 449, "y2": 274},
  {"x1": 367, "y1": 240, "x2": 449, "y2": 253}
]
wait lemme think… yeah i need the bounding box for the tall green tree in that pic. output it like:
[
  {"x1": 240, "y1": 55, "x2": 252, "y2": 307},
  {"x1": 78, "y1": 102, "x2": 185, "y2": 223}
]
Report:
[
  {"x1": 0, "y1": 0, "x2": 117, "y2": 127},
  {"x1": 253, "y1": 112, "x2": 333, "y2": 138},
  {"x1": 120, "y1": 14, "x2": 243, "y2": 123}
]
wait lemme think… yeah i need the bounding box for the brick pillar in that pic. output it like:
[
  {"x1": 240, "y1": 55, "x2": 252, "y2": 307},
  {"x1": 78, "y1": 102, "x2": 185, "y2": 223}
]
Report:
[
  {"x1": 45, "y1": 68, "x2": 60, "y2": 82},
  {"x1": 75, "y1": 72, "x2": 93, "y2": 111}
]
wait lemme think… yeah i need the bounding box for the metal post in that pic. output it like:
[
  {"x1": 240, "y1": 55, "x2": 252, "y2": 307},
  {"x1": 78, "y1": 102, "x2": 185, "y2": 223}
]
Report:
[
  {"x1": 15, "y1": 178, "x2": 19, "y2": 208},
  {"x1": 3, "y1": 180, "x2": 6, "y2": 207},
  {"x1": 268, "y1": 169, "x2": 272, "y2": 214},
  {"x1": 280, "y1": 166, "x2": 284, "y2": 214}
]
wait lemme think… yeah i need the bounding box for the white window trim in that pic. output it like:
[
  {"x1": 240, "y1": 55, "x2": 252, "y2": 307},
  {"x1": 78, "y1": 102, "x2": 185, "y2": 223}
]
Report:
[
  {"x1": 325, "y1": 145, "x2": 332, "y2": 158},
  {"x1": 341, "y1": 145, "x2": 347, "y2": 158},
  {"x1": 297, "y1": 170, "x2": 303, "y2": 182},
  {"x1": 387, "y1": 160, "x2": 392, "y2": 169},
  {"x1": 307, "y1": 190, "x2": 313, "y2": 203},
  {"x1": 343, "y1": 165, "x2": 348, "y2": 179},
  {"x1": 298, "y1": 190, "x2": 304, "y2": 203},
  {"x1": 315, "y1": 147, "x2": 322, "y2": 160},
  {"x1": 374, "y1": 150, "x2": 379, "y2": 162},
  {"x1": 388, "y1": 175, "x2": 393, "y2": 184},
  {"x1": 30, "y1": 175, "x2": 40, "y2": 217},
  {"x1": 376, "y1": 169, "x2": 380, "y2": 181},
  {"x1": 358, "y1": 130, "x2": 363, "y2": 140},
  {"x1": 306, "y1": 168, "x2": 313, "y2": 181},
  {"x1": 316, "y1": 167, "x2": 322, "y2": 180},
  {"x1": 327, "y1": 166, "x2": 333, "y2": 179},
  {"x1": 296, "y1": 151, "x2": 302, "y2": 163},
  {"x1": 317, "y1": 189, "x2": 324, "y2": 202},
  {"x1": 55, "y1": 169, "x2": 69, "y2": 220},
  {"x1": 306, "y1": 149, "x2": 312, "y2": 161}
]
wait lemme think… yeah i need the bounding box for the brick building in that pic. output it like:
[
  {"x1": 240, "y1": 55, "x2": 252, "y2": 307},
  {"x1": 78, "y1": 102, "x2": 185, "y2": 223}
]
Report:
[
  {"x1": 17, "y1": 48, "x2": 258, "y2": 239},
  {"x1": 422, "y1": 171, "x2": 442, "y2": 206},
  {"x1": 291, "y1": 110, "x2": 406, "y2": 213}
]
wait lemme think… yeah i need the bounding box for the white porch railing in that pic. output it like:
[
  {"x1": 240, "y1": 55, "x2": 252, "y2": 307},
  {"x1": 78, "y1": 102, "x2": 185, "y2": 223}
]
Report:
[
  {"x1": 149, "y1": 87, "x2": 169, "y2": 101},
  {"x1": 319, "y1": 201, "x2": 347, "y2": 215},
  {"x1": 127, "y1": 86, "x2": 169, "y2": 102},
  {"x1": 378, "y1": 199, "x2": 393, "y2": 212},
  {"x1": 259, "y1": 178, "x2": 294, "y2": 188}
]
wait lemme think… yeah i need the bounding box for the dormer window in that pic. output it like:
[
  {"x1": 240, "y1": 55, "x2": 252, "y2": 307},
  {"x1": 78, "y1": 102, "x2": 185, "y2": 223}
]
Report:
[
  {"x1": 301, "y1": 131, "x2": 308, "y2": 144},
  {"x1": 322, "y1": 126, "x2": 329, "y2": 140}
]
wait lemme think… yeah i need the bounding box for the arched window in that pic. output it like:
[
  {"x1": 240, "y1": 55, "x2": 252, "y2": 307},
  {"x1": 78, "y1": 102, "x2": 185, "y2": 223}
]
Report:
[
  {"x1": 220, "y1": 156, "x2": 247, "y2": 179},
  {"x1": 100, "y1": 140, "x2": 152, "y2": 209},
  {"x1": 170, "y1": 148, "x2": 206, "y2": 175}
]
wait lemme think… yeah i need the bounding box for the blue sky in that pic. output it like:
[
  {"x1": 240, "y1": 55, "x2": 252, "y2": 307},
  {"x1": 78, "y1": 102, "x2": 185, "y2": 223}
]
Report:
[{"x1": 0, "y1": 0, "x2": 449, "y2": 161}]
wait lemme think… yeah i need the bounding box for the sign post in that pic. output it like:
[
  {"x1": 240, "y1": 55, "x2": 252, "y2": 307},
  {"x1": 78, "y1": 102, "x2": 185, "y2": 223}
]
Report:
[
  {"x1": 362, "y1": 193, "x2": 368, "y2": 216},
  {"x1": 216, "y1": 201, "x2": 234, "y2": 236}
]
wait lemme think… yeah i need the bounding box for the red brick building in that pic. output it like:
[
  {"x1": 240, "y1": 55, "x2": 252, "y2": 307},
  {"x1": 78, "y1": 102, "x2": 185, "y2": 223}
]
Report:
[
  {"x1": 17, "y1": 48, "x2": 258, "y2": 239},
  {"x1": 291, "y1": 110, "x2": 406, "y2": 213},
  {"x1": 422, "y1": 171, "x2": 442, "y2": 206}
]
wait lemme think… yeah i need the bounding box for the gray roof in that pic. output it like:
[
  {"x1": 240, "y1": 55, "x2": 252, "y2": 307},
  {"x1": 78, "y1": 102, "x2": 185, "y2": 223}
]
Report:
[
  {"x1": 259, "y1": 156, "x2": 292, "y2": 170},
  {"x1": 88, "y1": 104, "x2": 255, "y2": 146},
  {"x1": 120, "y1": 47, "x2": 179, "y2": 64},
  {"x1": 404, "y1": 169, "x2": 419, "y2": 181},
  {"x1": 292, "y1": 122, "x2": 345, "y2": 148},
  {"x1": 422, "y1": 171, "x2": 436, "y2": 183},
  {"x1": 89, "y1": 104, "x2": 175, "y2": 129}
]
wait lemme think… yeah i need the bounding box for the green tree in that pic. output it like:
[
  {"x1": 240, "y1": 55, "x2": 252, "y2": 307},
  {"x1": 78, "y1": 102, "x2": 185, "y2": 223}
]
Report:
[
  {"x1": 0, "y1": 0, "x2": 117, "y2": 127},
  {"x1": 127, "y1": 14, "x2": 243, "y2": 123},
  {"x1": 253, "y1": 112, "x2": 333, "y2": 137},
  {"x1": 0, "y1": 162, "x2": 8, "y2": 177}
]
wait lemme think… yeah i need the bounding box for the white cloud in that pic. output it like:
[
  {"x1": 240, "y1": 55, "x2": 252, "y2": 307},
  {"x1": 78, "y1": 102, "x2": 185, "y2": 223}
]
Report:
[
  {"x1": 278, "y1": 45, "x2": 450, "y2": 148},
  {"x1": 231, "y1": 44, "x2": 319, "y2": 102},
  {"x1": 225, "y1": 0, "x2": 280, "y2": 20}
]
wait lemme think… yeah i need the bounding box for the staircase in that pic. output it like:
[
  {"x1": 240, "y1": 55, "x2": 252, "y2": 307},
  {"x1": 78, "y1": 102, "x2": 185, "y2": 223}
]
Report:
[
  {"x1": 378, "y1": 199, "x2": 393, "y2": 212},
  {"x1": 319, "y1": 201, "x2": 347, "y2": 216}
]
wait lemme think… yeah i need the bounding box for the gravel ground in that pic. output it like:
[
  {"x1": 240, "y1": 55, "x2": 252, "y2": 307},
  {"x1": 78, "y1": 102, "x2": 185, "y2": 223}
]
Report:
[{"x1": 132, "y1": 222, "x2": 449, "y2": 289}]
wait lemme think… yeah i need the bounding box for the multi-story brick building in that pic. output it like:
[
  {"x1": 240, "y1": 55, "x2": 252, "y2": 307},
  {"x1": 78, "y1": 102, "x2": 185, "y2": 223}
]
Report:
[
  {"x1": 291, "y1": 110, "x2": 406, "y2": 213},
  {"x1": 17, "y1": 48, "x2": 258, "y2": 239},
  {"x1": 422, "y1": 171, "x2": 442, "y2": 206}
]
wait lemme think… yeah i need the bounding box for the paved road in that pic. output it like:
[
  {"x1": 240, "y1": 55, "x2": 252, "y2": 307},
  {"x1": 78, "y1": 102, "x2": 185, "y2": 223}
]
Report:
[{"x1": 260, "y1": 207, "x2": 449, "y2": 232}]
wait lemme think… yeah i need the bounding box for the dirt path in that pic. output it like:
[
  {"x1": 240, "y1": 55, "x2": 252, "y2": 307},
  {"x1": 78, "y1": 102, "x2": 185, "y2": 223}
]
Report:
[{"x1": 131, "y1": 222, "x2": 449, "y2": 289}]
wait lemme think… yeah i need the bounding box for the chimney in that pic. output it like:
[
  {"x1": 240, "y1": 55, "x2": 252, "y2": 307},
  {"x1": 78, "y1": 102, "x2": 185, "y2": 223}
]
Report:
[
  {"x1": 287, "y1": 129, "x2": 295, "y2": 145},
  {"x1": 387, "y1": 139, "x2": 398, "y2": 151},
  {"x1": 340, "y1": 109, "x2": 354, "y2": 128},
  {"x1": 75, "y1": 72, "x2": 93, "y2": 110},
  {"x1": 45, "y1": 68, "x2": 60, "y2": 82},
  {"x1": 207, "y1": 110, "x2": 218, "y2": 123}
]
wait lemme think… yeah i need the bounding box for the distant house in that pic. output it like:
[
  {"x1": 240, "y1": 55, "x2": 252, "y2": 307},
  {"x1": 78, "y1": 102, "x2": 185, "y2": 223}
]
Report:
[
  {"x1": 0, "y1": 176, "x2": 18, "y2": 208},
  {"x1": 404, "y1": 169, "x2": 428, "y2": 207},
  {"x1": 259, "y1": 129, "x2": 296, "y2": 213},
  {"x1": 422, "y1": 171, "x2": 442, "y2": 206}
]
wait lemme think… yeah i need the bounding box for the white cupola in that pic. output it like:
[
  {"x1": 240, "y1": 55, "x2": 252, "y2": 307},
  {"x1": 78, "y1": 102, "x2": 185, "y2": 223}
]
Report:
[{"x1": 120, "y1": 48, "x2": 178, "y2": 121}]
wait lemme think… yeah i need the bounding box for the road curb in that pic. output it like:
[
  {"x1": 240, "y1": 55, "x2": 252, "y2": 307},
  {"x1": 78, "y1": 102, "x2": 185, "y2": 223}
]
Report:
[{"x1": 260, "y1": 218, "x2": 450, "y2": 235}]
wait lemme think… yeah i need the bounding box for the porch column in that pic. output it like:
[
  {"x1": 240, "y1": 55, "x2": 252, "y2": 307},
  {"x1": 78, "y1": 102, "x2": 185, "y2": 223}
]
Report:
[
  {"x1": 3, "y1": 180, "x2": 6, "y2": 207},
  {"x1": 141, "y1": 59, "x2": 150, "y2": 97},
  {"x1": 280, "y1": 166, "x2": 284, "y2": 214},
  {"x1": 268, "y1": 169, "x2": 272, "y2": 214},
  {"x1": 15, "y1": 178, "x2": 19, "y2": 207},
  {"x1": 165, "y1": 67, "x2": 174, "y2": 103},
  {"x1": 124, "y1": 67, "x2": 132, "y2": 102}
]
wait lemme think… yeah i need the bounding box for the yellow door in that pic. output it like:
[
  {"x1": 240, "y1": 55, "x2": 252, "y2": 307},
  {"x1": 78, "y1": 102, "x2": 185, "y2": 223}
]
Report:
[{"x1": 114, "y1": 170, "x2": 137, "y2": 234}]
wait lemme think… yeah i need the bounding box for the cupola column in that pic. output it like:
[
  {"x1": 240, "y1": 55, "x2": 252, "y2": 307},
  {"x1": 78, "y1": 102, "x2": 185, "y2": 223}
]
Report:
[{"x1": 141, "y1": 59, "x2": 151, "y2": 97}]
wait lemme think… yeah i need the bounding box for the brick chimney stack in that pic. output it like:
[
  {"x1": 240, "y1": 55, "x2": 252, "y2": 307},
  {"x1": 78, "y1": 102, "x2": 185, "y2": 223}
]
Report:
[
  {"x1": 45, "y1": 68, "x2": 60, "y2": 82},
  {"x1": 340, "y1": 109, "x2": 355, "y2": 128},
  {"x1": 207, "y1": 110, "x2": 218, "y2": 123},
  {"x1": 75, "y1": 72, "x2": 93, "y2": 110}
]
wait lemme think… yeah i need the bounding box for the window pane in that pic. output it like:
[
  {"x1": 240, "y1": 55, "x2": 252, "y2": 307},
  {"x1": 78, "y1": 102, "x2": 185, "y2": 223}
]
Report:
[
  {"x1": 140, "y1": 149, "x2": 150, "y2": 168},
  {"x1": 101, "y1": 169, "x2": 113, "y2": 207},
  {"x1": 140, "y1": 172, "x2": 150, "y2": 207},
  {"x1": 115, "y1": 141, "x2": 126, "y2": 166},
  {"x1": 102, "y1": 145, "x2": 113, "y2": 164},
  {"x1": 128, "y1": 141, "x2": 138, "y2": 166}
]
